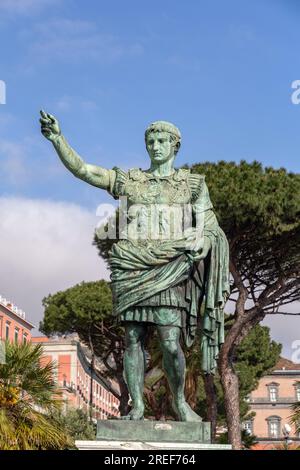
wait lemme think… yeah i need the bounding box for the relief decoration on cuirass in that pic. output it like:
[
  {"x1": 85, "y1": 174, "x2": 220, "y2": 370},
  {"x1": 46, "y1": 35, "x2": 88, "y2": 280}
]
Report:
[{"x1": 124, "y1": 168, "x2": 192, "y2": 205}]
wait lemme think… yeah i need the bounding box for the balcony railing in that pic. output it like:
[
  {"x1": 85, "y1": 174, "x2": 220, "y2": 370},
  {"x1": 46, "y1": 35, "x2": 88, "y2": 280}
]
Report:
[{"x1": 250, "y1": 396, "x2": 298, "y2": 404}]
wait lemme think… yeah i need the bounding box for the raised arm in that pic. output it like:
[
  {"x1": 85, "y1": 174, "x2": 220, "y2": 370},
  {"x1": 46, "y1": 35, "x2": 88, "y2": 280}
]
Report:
[{"x1": 40, "y1": 110, "x2": 114, "y2": 190}]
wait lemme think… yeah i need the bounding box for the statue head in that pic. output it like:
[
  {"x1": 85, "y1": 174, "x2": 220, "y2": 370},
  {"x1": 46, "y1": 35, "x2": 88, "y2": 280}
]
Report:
[{"x1": 145, "y1": 121, "x2": 181, "y2": 165}]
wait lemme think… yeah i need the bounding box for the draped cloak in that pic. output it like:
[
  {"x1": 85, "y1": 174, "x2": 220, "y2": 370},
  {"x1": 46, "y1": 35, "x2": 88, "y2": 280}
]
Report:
[{"x1": 106, "y1": 167, "x2": 230, "y2": 375}]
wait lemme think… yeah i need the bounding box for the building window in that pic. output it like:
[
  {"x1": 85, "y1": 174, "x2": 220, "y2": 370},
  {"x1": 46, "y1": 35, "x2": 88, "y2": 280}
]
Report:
[
  {"x1": 269, "y1": 387, "x2": 277, "y2": 402},
  {"x1": 5, "y1": 322, "x2": 10, "y2": 340},
  {"x1": 14, "y1": 328, "x2": 19, "y2": 343},
  {"x1": 267, "y1": 383, "x2": 279, "y2": 402},
  {"x1": 23, "y1": 333, "x2": 28, "y2": 343},
  {"x1": 267, "y1": 416, "x2": 281, "y2": 438},
  {"x1": 270, "y1": 421, "x2": 280, "y2": 438}
]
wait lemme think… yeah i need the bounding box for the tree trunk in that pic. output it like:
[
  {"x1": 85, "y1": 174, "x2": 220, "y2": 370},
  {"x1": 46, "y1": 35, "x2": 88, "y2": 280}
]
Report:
[
  {"x1": 218, "y1": 314, "x2": 246, "y2": 450},
  {"x1": 219, "y1": 304, "x2": 266, "y2": 449},
  {"x1": 221, "y1": 259, "x2": 248, "y2": 449},
  {"x1": 204, "y1": 373, "x2": 218, "y2": 442},
  {"x1": 116, "y1": 373, "x2": 130, "y2": 416},
  {"x1": 110, "y1": 345, "x2": 130, "y2": 416},
  {"x1": 219, "y1": 360, "x2": 241, "y2": 449}
]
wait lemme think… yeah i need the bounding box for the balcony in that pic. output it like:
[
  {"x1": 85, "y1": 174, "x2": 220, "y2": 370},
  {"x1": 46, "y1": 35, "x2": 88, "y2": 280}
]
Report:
[{"x1": 250, "y1": 396, "x2": 298, "y2": 404}]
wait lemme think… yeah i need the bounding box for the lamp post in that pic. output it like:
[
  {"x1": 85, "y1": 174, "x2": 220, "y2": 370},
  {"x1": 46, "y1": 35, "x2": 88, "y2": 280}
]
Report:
[{"x1": 282, "y1": 423, "x2": 292, "y2": 450}]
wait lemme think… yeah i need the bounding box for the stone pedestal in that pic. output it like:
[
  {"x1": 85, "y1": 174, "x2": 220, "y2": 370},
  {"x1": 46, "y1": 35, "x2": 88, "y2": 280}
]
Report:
[
  {"x1": 75, "y1": 419, "x2": 232, "y2": 450},
  {"x1": 75, "y1": 440, "x2": 232, "y2": 450},
  {"x1": 97, "y1": 419, "x2": 211, "y2": 443}
]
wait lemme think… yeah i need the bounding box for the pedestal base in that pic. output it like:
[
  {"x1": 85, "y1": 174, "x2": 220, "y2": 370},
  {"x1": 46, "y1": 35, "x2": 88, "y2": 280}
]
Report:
[
  {"x1": 97, "y1": 419, "x2": 211, "y2": 444},
  {"x1": 75, "y1": 419, "x2": 232, "y2": 450},
  {"x1": 75, "y1": 440, "x2": 232, "y2": 450}
]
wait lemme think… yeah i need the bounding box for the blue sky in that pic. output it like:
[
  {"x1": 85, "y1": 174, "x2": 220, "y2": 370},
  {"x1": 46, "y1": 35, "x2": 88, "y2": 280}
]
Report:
[
  {"x1": 1, "y1": 0, "x2": 300, "y2": 205},
  {"x1": 0, "y1": 0, "x2": 299, "y2": 356}
]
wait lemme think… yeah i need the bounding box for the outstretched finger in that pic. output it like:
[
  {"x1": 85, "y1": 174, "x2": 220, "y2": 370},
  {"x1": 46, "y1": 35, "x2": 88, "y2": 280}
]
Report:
[
  {"x1": 40, "y1": 109, "x2": 48, "y2": 118},
  {"x1": 47, "y1": 112, "x2": 56, "y2": 123}
]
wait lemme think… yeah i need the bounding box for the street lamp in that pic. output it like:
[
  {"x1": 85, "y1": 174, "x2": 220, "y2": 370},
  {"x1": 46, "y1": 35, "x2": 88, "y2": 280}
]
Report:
[{"x1": 282, "y1": 423, "x2": 292, "y2": 450}]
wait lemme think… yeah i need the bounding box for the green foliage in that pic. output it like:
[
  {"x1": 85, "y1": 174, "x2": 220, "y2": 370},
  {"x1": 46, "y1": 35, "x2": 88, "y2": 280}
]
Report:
[
  {"x1": 40, "y1": 281, "x2": 128, "y2": 414},
  {"x1": 289, "y1": 394, "x2": 300, "y2": 433},
  {"x1": 234, "y1": 324, "x2": 282, "y2": 399},
  {"x1": 217, "y1": 429, "x2": 258, "y2": 449},
  {"x1": 192, "y1": 160, "x2": 299, "y2": 237},
  {"x1": 0, "y1": 341, "x2": 60, "y2": 411},
  {"x1": 192, "y1": 161, "x2": 300, "y2": 304},
  {"x1": 40, "y1": 280, "x2": 123, "y2": 361},
  {"x1": 0, "y1": 341, "x2": 73, "y2": 450},
  {"x1": 51, "y1": 408, "x2": 96, "y2": 442},
  {"x1": 41, "y1": 280, "x2": 112, "y2": 338}
]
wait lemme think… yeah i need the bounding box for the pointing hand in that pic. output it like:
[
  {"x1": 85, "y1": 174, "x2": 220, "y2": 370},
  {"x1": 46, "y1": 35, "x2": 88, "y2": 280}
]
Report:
[{"x1": 40, "y1": 110, "x2": 61, "y2": 142}]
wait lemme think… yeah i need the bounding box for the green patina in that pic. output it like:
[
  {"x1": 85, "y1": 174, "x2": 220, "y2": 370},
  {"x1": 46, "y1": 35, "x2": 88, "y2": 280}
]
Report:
[
  {"x1": 40, "y1": 111, "x2": 229, "y2": 423},
  {"x1": 96, "y1": 419, "x2": 211, "y2": 443}
]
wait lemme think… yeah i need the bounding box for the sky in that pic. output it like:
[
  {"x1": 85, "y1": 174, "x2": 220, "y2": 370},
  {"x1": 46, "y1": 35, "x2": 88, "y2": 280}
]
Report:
[{"x1": 0, "y1": 0, "x2": 299, "y2": 359}]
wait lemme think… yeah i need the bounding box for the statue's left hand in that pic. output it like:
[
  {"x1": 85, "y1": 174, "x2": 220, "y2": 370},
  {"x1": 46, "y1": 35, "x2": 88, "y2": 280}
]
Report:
[
  {"x1": 173, "y1": 228, "x2": 211, "y2": 258},
  {"x1": 199, "y1": 236, "x2": 211, "y2": 258}
]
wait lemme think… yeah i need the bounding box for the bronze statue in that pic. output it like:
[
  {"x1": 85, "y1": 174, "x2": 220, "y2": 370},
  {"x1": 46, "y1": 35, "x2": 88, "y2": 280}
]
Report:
[{"x1": 40, "y1": 111, "x2": 229, "y2": 422}]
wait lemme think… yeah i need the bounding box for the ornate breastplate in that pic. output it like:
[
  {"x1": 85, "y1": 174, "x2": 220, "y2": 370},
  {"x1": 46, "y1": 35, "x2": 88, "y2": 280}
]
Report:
[
  {"x1": 123, "y1": 168, "x2": 192, "y2": 205},
  {"x1": 118, "y1": 168, "x2": 193, "y2": 241}
]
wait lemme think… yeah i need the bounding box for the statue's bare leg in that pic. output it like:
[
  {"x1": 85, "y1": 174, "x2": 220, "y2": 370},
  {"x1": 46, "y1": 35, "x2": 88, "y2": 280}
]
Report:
[
  {"x1": 121, "y1": 322, "x2": 147, "y2": 420},
  {"x1": 157, "y1": 324, "x2": 202, "y2": 422}
]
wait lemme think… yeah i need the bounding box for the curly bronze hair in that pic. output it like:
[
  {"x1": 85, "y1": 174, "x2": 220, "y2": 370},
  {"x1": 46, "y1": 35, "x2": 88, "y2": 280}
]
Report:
[{"x1": 145, "y1": 121, "x2": 181, "y2": 155}]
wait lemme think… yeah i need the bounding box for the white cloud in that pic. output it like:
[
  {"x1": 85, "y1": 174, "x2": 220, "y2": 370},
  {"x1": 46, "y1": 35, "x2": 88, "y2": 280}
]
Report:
[
  {"x1": 0, "y1": 135, "x2": 66, "y2": 187},
  {"x1": 23, "y1": 18, "x2": 143, "y2": 64},
  {"x1": 262, "y1": 304, "x2": 300, "y2": 361},
  {"x1": 55, "y1": 95, "x2": 98, "y2": 113},
  {"x1": 0, "y1": 0, "x2": 60, "y2": 15},
  {"x1": 0, "y1": 139, "x2": 29, "y2": 185},
  {"x1": 0, "y1": 197, "x2": 109, "y2": 333}
]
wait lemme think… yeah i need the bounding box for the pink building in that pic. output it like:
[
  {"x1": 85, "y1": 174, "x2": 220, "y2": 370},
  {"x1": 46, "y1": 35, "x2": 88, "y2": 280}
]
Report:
[
  {"x1": 32, "y1": 336, "x2": 120, "y2": 420},
  {"x1": 245, "y1": 357, "x2": 300, "y2": 448},
  {"x1": 0, "y1": 295, "x2": 34, "y2": 344}
]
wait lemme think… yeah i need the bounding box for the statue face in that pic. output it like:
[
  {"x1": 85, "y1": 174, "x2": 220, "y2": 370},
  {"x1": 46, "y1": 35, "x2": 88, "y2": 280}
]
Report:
[{"x1": 146, "y1": 131, "x2": 175, "y2": 165}]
